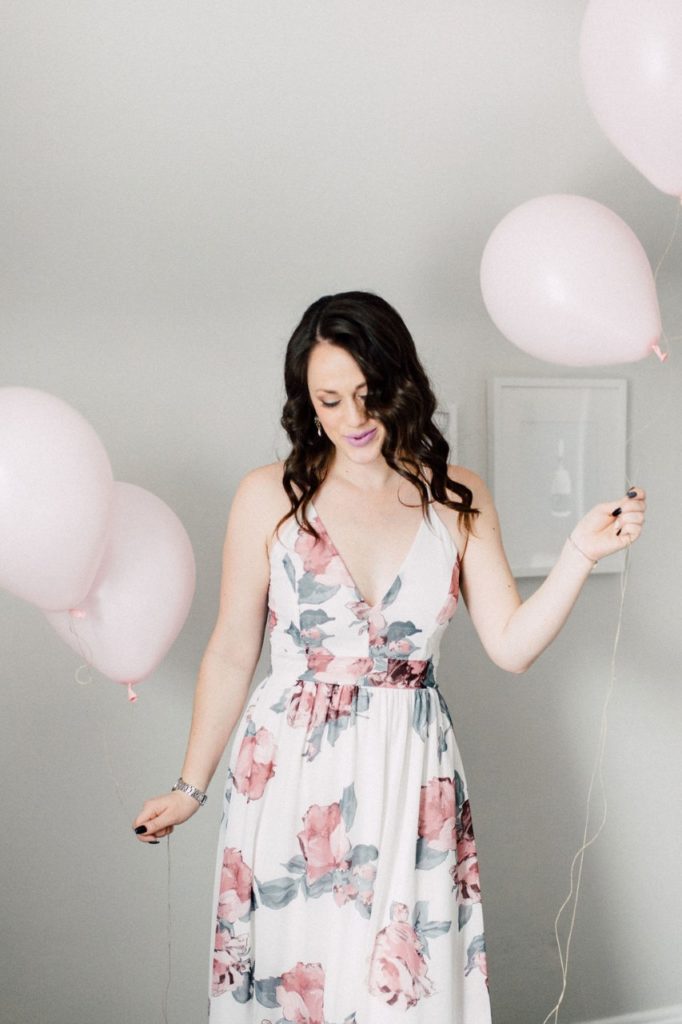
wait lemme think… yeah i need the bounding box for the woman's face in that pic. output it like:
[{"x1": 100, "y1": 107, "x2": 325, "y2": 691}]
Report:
[{"x1": 307, "y1": 340, "x2": 385, "y2": 460}]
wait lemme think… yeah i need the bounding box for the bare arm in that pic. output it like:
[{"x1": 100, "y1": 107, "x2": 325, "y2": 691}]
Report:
[
  {"x1": 132, "y1": 467, "x2": 276, "y2": 841},
  {"x1": 457, "y1": 469, "x2": 646, "y2": 674}
]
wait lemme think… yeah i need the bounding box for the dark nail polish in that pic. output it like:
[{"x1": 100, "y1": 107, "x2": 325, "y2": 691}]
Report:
[
  {"x1": 134, "y1": 825, "x2": 147, "y2": 834},
  {"x1": 611, "y1": 507, "x2": 622, "y2": 516},
  {"x1": 149, "y1": 840, "x2": 160, "y2": 844},
  {"x1": 616, "y1": 528, "x2": 622, "y2": 536},
  {"x1": 627, "y1": 489, "x2": 637, "y2": 498}
]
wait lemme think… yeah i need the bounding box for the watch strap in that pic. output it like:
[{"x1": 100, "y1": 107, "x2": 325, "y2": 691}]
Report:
[{"x1": 172, "y1": 777, "x2": 208, "y2": 806}]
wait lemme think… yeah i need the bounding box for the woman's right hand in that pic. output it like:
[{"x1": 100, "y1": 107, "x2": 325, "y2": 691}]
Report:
[{"x1": 132, "y1": 790, "x2": 201, "y2": 843}]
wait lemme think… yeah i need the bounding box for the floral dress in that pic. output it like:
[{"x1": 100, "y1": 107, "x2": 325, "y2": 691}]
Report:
[{"x1": 207, "y1": 495, "x2": 491, "y2": 1023}]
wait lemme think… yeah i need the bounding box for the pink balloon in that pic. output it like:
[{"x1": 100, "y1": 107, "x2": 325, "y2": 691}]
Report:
[
  {"x1": 480, "y1": 194, "x2": 662, "y2": 366},
  {"x1": 0, "y1": 388, "x2": 113, "y2": 610},
  {"x1": 580, "y1": 0, "x2": 682, "y2": 196},
  {"x1": 44, "y1": 481, "x2": 196, "y2": 697}
]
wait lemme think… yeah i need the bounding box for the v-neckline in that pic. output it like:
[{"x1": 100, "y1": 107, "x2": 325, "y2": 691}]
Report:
[{"x1": 308, "y1": 498, "x2": 429, "y2": 611}]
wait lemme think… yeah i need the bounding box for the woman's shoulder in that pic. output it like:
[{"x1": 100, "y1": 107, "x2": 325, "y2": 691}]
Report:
[
  {"x1": 221, "y1": 462, "x2": 290, "y2": 555},
  {"x1": 426, "y1": 463, "x2": 493, "y2": 556},
  {"x1": 443, "y1": 463, "x2": 492, "y2": 507},
  {"x1": 238, "y1": 459, "x2": 285, "y2": 488},
  {"x1": 234, "y1": 461, "x2": 290, "y2": 510},
  {"x1": 231, "y1": 461, "x2": 296, "y2": 549},
  {"x1": 423, "y1": 461, "x2": 489, "y2": 505}
]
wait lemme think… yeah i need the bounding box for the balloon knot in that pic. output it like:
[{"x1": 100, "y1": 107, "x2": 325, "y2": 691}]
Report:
[
  {"x1": 124, "y1": 681, "x2": 139, "y2": 703},
  {"x1": 651, "y1": 342, "x2": 668, "y2": 362}
]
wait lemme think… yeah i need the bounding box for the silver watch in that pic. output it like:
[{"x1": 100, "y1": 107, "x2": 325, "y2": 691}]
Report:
[{"x1": 172, "y1": 777, "x2": 208, "y2": 806}]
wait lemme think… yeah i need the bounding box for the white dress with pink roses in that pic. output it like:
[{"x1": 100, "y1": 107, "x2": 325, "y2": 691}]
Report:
[{"x1": 207, "y1": 496, "x2": 492, "y2": 1023}]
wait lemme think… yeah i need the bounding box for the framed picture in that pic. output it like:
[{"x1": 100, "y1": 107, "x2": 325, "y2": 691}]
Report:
[{"x1": 488, "y1": 378, "x2": 628, "y2": 577}]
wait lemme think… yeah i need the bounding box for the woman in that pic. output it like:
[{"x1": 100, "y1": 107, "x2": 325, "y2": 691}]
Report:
[{"x1": 133, "y1": 291, "x2": 645, "y2": 1023}]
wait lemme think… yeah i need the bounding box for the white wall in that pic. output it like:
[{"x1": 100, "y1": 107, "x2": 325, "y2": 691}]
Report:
[{"x1": 1, "y1": 3, "x2": 680, "y2": 1022}]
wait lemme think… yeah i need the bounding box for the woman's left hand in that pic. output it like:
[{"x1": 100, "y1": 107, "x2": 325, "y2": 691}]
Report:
[{"x1": 570, "y1": 486, "x2": 647, "y2": 564}]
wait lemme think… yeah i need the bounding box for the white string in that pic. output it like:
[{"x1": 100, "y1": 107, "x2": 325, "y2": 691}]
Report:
[
  {"x1": 78, "y1": 683, "x2": 173, "y2": 1024},
  {"x1": 542, "y1": 544, "x2": 632, "y2": 1024},
  {"x1": 99, "y1": 697, "x2": 135, "y2": 828},
  {"x1": 541, "y1": 198, "x2": 679, "y2": 1022},
  {"x1": 74, "y1": 663, "x2": 94, "y2": 686},
  {"x1": 163, "y1": 834, "x2": 173, "y2": 1024},
  {"x1": 622, "y1": 370, "x2": 676, "y2": 494},
  {"x1": 653, "y1": 197, "x2": 682, "y2": 283},
  {"x1": 67, "y1": 614, "x2": 95, "y2": 683},
  {"x1": 648, "y1": 197, "x2": 682, "y2": 361}
]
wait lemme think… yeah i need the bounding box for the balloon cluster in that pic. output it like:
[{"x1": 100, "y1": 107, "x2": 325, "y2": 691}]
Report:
[
  {"x1": 0, "y1": 388, "x2": 196, "y2": 700},
  {"x1": 481, "y1": 0, "x2": 681, "y2": 365}
]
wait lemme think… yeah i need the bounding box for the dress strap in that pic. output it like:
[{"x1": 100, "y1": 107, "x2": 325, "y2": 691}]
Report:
[{"x1": 423, "y1": 478, "x2": 461, "y2": 562}]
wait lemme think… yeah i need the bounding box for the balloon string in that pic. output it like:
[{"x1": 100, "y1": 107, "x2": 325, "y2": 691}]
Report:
[
  {"x1": 541, "y1": 545, "x2": 632, "y2": 1024},
  {"x1": 65, "y1": 617, "x2": 140, "y2": 702},
  {"x1": 647, "y1": 199, "x2": 682, "y2": 361},
  {"x1": 75, "y1": 664, "x2": 94, "y2": 686},
  {"x1": 653, "y1": 198, "x2": 681, "y2": 281},
  {"x1": 82, "y1": 684, "x2": 135, "y2": 830},
  {"x1": 163, "y1": 834, "x2": 173, "y2": 1024},
  {"x1": 79, "y1": 686, "x2": 172, "y2": 1023},
  {"x1": 621, "y1": 337, "x2": 677, "y2": 489},
  {"x1": 67, "y1": 614, "x2": 95, "y2": 684},
  {"x1": 541, "y1": 324, "x2": 675, "y2": 1019},
  {"x1": 645, "y1": 198, "x2": 682, "y2": 362}
]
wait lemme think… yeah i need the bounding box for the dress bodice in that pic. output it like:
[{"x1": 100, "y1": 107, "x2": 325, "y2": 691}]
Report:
[{"x1": 266, "y1": 498, "x2": 461, "y2": 689}]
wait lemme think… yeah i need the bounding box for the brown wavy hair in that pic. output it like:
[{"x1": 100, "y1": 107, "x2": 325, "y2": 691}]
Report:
[{"x1": 275, "y1": 290, "x2": 479, "y2": 539}]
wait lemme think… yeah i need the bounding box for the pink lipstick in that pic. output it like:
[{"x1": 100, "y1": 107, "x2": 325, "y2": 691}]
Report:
[{"x1": 345, "y1": 427, "x2": 377, "y2": 447}]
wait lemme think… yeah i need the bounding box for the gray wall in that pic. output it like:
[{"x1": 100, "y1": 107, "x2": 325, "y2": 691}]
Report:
[{"x1": 1, "y1": 3, "x2": 680, "y2": 1023}]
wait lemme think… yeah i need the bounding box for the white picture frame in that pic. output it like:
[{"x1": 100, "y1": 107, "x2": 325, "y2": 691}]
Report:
[{"x1": 488, "y1": 378, "x2": 628, "y2": 577}]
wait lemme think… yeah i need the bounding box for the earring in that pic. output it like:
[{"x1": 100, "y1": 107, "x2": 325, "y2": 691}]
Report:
[{"x1": 314, "y1": 416, "x2": 322, "y2": 437}]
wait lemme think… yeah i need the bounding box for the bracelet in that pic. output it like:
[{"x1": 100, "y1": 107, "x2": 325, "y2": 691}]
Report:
[
  {"x1": 172, "y1": 777, "x2": 208, "y2": 806},
  {"x1": 567, "y1": 533, "x2": 598, "y2": 568}
]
